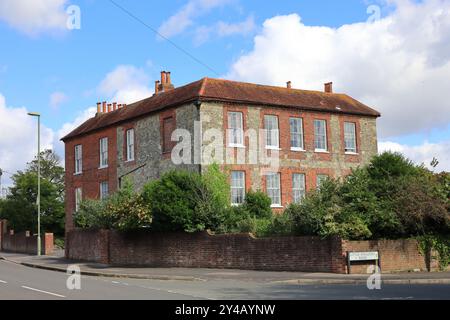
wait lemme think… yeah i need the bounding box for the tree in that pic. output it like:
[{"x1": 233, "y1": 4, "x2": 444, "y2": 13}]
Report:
[{"x1": 0, "y1": 150, "x2": 65, "y2": 235}]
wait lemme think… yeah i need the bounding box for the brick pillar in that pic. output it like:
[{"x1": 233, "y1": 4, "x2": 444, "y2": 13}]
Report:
[
  {"x1": 330, "y1": 236, "x2": 347, "y2": 274},
  {"x1": 0, "y1": 220, "x2": 7, "y2": 251},
  {"x1": 0, "y1": 220, "x2": 3, "y2": 251},
  {"x1": 43, "y1": 233, "x2": 54, "y2": 255}
]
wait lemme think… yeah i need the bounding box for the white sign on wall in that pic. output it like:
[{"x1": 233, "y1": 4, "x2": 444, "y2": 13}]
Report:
[{"x1": 348, "y1": 251, "x2": 379, "y2": 262}]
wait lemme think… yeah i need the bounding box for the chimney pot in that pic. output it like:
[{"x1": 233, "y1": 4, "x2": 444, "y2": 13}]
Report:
[
  {"x1": 167, "y1": 72, "x2": 171, "y2": 84},
  {"x1": 161, "y1": 71, "x2": 167, "y2": 84},
  {"x1": 107, "y1": 103, "x2": 112, "y2": 112},
  {"x1": 113, "y1": 102, "x2": 117, "y2": 111},
  {"x1": 102, "y1": 101, "x2": 107, "y2": 113},
  {"x1": 287, "y1": 81, "x2": 292, "y2": 89},
  {"x1": 155, "y1": 80, "x2": 160, "y2": 94},
  {"x1": 97, "y1": 102, "x2": 102, "y2": 114},
  {"x1": 324, "y1": 82, "x2": 333, "y2": 93}
]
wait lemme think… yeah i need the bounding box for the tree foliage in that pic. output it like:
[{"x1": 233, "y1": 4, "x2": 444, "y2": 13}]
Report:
[
  {"x1": 286, "y1": 152, "x2": 449, "y2": 240},
  {"x1": 0, "y1": 150, "x2": 65, "y2": 235}
]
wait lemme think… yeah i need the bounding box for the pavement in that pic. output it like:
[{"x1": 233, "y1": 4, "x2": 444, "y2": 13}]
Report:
[
  {"x1": 1, "y1": 251, "x2": 450, "y2": 285},
  {"x1": 1, "y1": 254, "x2": 450, "y2": 300}
]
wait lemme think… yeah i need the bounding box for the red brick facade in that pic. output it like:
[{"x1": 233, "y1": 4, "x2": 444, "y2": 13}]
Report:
[{"x1": 64, "y1": 126, "x2": 118, "y2": 231}]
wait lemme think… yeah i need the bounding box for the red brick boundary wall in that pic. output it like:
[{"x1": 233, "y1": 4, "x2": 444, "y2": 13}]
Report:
[
  {"x1": 66, "y1": 230, "x2": 345, "y2": 272},
  {"x1": 343, "y1": 239, "x2": 439, "y2": 274},
  {"x1": 0, "y1": 220, "x2": 54, "y2": 255},
  {"x1": 66, "y1": 229, "x2": 441, "y2": 273}
]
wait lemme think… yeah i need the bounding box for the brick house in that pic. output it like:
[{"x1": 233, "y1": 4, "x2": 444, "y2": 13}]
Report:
[{"x1": 62, "y1": 72, "x2": 380, "y2": 232}]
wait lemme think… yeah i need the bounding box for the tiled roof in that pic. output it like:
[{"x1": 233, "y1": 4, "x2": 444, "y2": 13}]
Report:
[{"x1": 61, "y1": 78, "x2": 380, "y2": 141}]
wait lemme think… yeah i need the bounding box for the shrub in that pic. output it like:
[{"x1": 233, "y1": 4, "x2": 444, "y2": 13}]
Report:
[
  {"x1": 74, "y1": 199, "x2": 110, "y2": 229},
  {"x1": 243, "y1": 190, "x2": 272, "y2": 219},
  {"x1": 142, "y1": 170, "x2": 226, "y2": 233},
  {"x1": 285, "y1": 179, "x2": 372, "y2": 240},
  {"x1": 269, "y1": 212, "x2": 294, "y2": 236},
  {"x1": 74, "y1": 179, "x2": 151, "y2": 231}
]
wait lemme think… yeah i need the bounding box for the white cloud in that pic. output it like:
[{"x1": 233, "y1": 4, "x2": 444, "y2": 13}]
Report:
[
  {"x1": 379, "y1": 140, "x2": 450, "y2": 172},
  {"x1": 194, "y1": 15, "x2": 256, "y2": 45},
  {"x1": 0, "y1": 94, "x2": 54, "y2": 186},
  {"x1": 0, "y1": 0, "x2": 68, "y2": 35},
  {"x1": 98, "y1": 65, "x2": 152, "y2": 104},
  {"x1": 226, "y1": 0, "x2": 450, "y2": 139},
  {"x1": 158, "y1": 0, "x2": 233, "y2": 38},
  {"x1": 49, "y1": 91, "x2": 68, "y2": 110}
]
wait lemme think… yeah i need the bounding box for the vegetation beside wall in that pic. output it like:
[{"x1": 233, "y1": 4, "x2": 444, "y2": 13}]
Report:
[{"x1": 73, "y1": 152, "x2": 449, "y2": 267}]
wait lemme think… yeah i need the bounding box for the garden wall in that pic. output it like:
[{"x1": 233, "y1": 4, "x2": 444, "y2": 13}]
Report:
[
  {"x1": 66, "y1": 230, "x2": 345, "y2": 272},
  {"x1": 0, "y1": 220, "x2": 54, "y2": 255},
  {"x1": 66, "y1": 229, "x2": 442, "y2": 273}
]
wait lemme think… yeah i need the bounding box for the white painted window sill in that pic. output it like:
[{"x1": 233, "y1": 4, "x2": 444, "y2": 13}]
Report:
[
  {"x1": 73, "y1": 172, "x2": 82, "y2": 176},
  {"x1": 266, "y1": 146, "x2": 281, "y2": 151},
  {"x1": 229, "y1": 144, "x2": 246, "y2": 149},
  {"x1": 345, "y1": 152, "x2": 359, "y2": 155},
  {"x1": 291, "y1": 148, "x2": 306, "y2": 152},
  {"x1": 315, "y1": 149, "x2": 329, "y2": 153},
  {"x1": 125, "y1": 159, "x2": 135, "y2": 163},
  {"x1": 271, "y1": 205, "x2": 284, "y2": 209},
  {"x1": 99, "y1": 166, "x2": 108, "y2": 170},
  {"x1": 231, "y1": 203, "x2": 244, "y2": 207}
]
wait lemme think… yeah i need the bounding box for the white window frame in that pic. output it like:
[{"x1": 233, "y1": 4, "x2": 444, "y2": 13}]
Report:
[
  {"x1": 264, "y1": 115, "x2": 280, "y2": 149},
  {"x1": 292, "y1": 173, "x2": 306, "y2": 204},
  {"x1": 74, "y1": 145, "x2": 82, "y2": 174},
  {"x1": 228, "y1": 112, "x2": 244, "y2": 147},
  {"x1": 231, "y1": 171, "x2": 246, "y2": 205},
  {"x1": 290, "y1": 117, "x2": 304, "y2": 151},
  {"x1": 99, "y1": 137, "x2": 108, "y2": 168},
  {"x1": 266, "y1": 172, "x2": 282, "y2": 207},
  {"x1": 100, "y1": 181, "x2": 109, "y2": 200},
  {"x1": 75, "y1": 188, "x2": 82, "y2": 212},
  {"x1": 126, "y1": 129, "x2": 135, "y2": 161},
  {"x1": 344, "y1": 122, "x2": 357, "y2": 154},
  {"x1": 316, "y1": 174, "x2": 329, "y2": 189},
  {"x1": 314, "y1": 119, "x2": 328, "y2": 152}
]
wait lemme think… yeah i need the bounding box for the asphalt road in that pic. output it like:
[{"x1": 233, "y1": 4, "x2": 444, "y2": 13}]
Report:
[{"x1": 1, "y1": 260, "x2": 450, "y2": 300}]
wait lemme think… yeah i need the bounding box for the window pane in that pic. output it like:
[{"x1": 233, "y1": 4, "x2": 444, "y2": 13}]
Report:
[
  {"x1": 100, "y1": 182, "x2": 108, "y2": 200},
  {"x1": 344, "y1": 122, "x2": 357, "y2": 153},
  {"x1": 266, "y1": 173, "x2": 281, "y2": 206},
  {"x1": 75, "y1": 145, "x2": 82, "y2": 173},
  {"x1": 314, "y1": 120, "x2": 327, "y2": 150},
  {"x1": 75, "y1": 188, "x2": 82, "y2": 212},
  {"x1": 290, "y1": 118, "x2": 304, "y2": 149},
  {"x1": 292, "y1": 174, "x2": 306, "y2": 203},
  {"x1": 265, "y1": 115, "x2": 279, "y2": 148},
  {"x1": 100, "y1": 138, "x2": 108, "y2": 167},
  {"x1": 228, "y1": 112, "x2": 243, "y2": 146},
  {"x1": 127, "y1": 129, "x2": 135, "y2": 161},
  {"x1": 231, "y1": 171, "x2": 245, "y2": 204},
  {"x1": 316, "y1": 175, "x2": 329, "y2": 189}
]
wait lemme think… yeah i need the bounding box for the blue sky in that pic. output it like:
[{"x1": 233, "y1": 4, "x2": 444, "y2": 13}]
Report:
[
  {"x1": 0, "y1": 0, "x2": 449, "y2": 185},
  {"x1": 0, "y1": 0, "x2": 376, "y2": 130}
]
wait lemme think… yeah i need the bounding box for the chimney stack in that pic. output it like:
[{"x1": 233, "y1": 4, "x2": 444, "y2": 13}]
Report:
[
  {"x1": 287, "y1": 81, "x2": 292, "y2": 89},
  {"x1": 324, "y1": 82, "x2": 333, "y2": 93},
  {"x1": 161, "y1": 71, "x2": 167, "y2": 84},
  {"x1": 156, "y1": 71, "x2": 175, "y2": 94}
]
